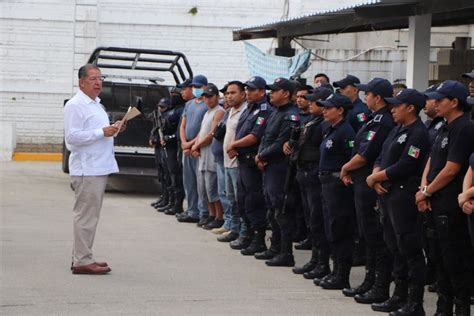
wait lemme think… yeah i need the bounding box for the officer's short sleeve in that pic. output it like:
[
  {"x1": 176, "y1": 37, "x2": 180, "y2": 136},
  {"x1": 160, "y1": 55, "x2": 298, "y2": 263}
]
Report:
[
  {"x1": 250, "y1": 109, "x2": 272, "y2": 140},
  {"x1": 447, "y1": 121, "x2": 474, "y2": 165},
  {"x1": 357, "y1": 118, "x2": 394, "y2": 163}
]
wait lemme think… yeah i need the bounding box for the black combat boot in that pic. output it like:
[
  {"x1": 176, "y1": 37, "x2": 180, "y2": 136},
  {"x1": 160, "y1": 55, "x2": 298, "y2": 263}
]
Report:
[
  {"x1": 343, "y1": 248, "x2": 375, "y2": 297},
  {"x1": 294, "y1": 238, "x2": 312, "y2": 250},
  {"x1": 154, "y1": 190, "x2": 169, "y2": 209},
  {"x1": 151, "y1": 194, "x2": 164, "y2": 207},
  {"x1": 165, "y1": 193, "x2": 184, "y2": 215},
  {"x1": 241, "y1": 229, "x2": 267, "y2": 256},
  {"x1": 390, "y1": 285, "x2": 425, "y2": 316},
  {"x1": 265, "y1": 240, "x2": 295, "y2": 267},
  {"x1": 453, "y1": 298, "x2": 470, "y2": 316},
  {"x1": 303, "y1": 248, "x2": 330, "y2": 279},
  {"x1": 320, "y1": 259, "x2": 350, "y2": 290},
  {"x1": 230, "y1": 230, "x2": 253, "y2": 250},
  {"x1": 293, "y1": 247, "x2": 318, "y2": 274},
  {"x1": 354, "y1": 270, "x2": 390, "y2": 304},
  {"x1": 372, "y1": 279, "x2": 408, "y2": 313},
  {"x1": 156, "y1": 189, "x2": 174, "y2": 212},
  {"x1": 255, "y1": 235, "x2": 280, "y2": 260},
  {"x1": 313, "y1": 257, "x2": 336, "y2": 286}
]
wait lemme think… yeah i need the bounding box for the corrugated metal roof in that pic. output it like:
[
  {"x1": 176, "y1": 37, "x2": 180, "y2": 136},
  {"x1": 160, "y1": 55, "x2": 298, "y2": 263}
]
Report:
[{"x1": 234, "y1": 0, "x2": 382, "y2": 31}]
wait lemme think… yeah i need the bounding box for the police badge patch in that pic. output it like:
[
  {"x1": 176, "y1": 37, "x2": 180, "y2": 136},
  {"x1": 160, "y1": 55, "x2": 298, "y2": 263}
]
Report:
[
  {"x1": 397, "y1": 134, "x2": 407, "y2": 144},
  {"x1": 326, "y1": 139, "x2": 333, "y2": 149}
]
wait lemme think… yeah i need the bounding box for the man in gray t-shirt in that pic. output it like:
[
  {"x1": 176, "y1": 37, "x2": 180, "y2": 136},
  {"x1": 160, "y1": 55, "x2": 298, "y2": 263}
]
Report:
[{"x1": 177, "y1": 75, "x2": 209, "y2": 223}]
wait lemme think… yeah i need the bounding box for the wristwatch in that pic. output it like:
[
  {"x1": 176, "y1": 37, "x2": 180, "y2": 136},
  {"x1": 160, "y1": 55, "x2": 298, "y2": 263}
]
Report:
[{"x1": 421, "y1": 186, "x2": 432, "y2": 197}]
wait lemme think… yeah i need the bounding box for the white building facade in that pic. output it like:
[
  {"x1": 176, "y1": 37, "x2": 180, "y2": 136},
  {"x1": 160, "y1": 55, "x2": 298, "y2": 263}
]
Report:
[{"x1": 1, "y1": 0, "x2": 473, "y2": 150}]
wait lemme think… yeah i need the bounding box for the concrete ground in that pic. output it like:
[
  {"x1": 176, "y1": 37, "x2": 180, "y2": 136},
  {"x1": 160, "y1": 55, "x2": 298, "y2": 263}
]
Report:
[{"x1": 0, "y1": 161, "x2": 437, "y2": 315}]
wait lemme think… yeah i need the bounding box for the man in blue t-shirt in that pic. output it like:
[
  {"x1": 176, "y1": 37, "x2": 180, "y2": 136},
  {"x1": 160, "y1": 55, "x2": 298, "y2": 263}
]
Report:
[{"x1": 177, "y1": 75, "x2": 210, "y2": 223}]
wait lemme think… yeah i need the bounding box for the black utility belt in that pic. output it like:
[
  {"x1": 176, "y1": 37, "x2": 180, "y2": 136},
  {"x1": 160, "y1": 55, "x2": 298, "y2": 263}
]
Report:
[
  {"x1": 318, "y1": 171, "x2": 341, "y2": 178},
  {"x1": 296, "y1": 160, "x2": 318, "y2": 170}
]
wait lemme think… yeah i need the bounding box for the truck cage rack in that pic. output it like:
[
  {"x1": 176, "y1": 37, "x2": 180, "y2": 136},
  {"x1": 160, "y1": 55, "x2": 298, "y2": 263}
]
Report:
[{"x1": 88, "y1": 46, "x2": 193, "y2": 84}]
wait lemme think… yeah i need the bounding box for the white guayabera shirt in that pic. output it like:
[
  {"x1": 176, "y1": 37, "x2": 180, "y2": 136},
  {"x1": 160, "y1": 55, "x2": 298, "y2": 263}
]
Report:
[{"x1": 64, "y1": 89, "x2": 119, "y2": 176}]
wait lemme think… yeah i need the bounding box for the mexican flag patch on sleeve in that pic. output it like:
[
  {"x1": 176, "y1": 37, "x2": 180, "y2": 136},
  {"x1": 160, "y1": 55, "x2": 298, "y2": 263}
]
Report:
[
  {"x1": 256, "y1": 117, "x2": 265, "y2": 125},
  {"x1": 289, "y1": 114, "x2": 299, "y2": 121},
  {"x1": 348, "y1": 140, "x2": 354, "y2": 148},
  {"x1": 366, "y1": 131, "x2": 376, "y2": 141},
  {"x1": 357, "y1": 113, "x2": 366, "y2": 122},
  {"x1": 408, "y1": 145, "x2": 420, "y2": 158}
]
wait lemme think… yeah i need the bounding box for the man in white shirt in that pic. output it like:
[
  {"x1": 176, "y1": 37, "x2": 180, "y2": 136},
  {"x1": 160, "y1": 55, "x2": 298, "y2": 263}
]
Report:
[{"x1": 64, "y1": 64, "x2": 121, "y2": 274}]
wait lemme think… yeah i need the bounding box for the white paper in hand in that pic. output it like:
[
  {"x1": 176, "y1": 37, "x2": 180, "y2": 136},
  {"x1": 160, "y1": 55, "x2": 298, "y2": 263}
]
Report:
[{"x1": 113, "y1": 106, "x2": 141, "y2": 137}]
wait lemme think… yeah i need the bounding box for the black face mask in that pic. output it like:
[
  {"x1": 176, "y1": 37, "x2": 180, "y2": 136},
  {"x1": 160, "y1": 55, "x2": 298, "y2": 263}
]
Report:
[{"x1": 171, "y1": 93, "x2": 185, "y2": 107}]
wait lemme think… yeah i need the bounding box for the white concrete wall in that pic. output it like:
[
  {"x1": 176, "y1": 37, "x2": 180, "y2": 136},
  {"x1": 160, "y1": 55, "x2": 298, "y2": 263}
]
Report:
[{"x1": 0, "y1": 0, "x2": 472, "y2": 148}]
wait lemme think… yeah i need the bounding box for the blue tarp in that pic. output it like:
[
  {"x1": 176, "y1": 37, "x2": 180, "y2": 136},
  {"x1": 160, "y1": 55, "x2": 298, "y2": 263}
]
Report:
[{"x1": 244, "y1": 42, "x2": 311, "y2": 82}]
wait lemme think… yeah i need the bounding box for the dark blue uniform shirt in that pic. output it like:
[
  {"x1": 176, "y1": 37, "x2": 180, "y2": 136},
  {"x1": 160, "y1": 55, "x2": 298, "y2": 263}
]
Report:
[
  {"x1": 259, "y1": 103, "x2": 299, "y2": 162},
  {"x1": 424, "y1": 116, "x2": 445, "y2": 148},
  {"x1": 352, "y1": 106, "x2": 395, "y2": 167},
  {"x1": 319, "y1": 119, "x2": 355, "y2": 172},
  {"x1": 347, "y1": 97, "x2": 370, "y2": 132},
  {"x1": 293, "y1": 115, "x2": 328, "y2": 168},
  {"x1": 235, "y1": 98, "x2": 273, "y2": 156},
  {"x1": 299, "y1": 111, "x2": 312, "y2": 125},
  {"x1": 470, "y1": 153, "x2": 474, "y2": 186},
  {"x1": 427, "y1": 114, "x2": 474, "y2": 184},
  {"x1": 377, "y1": 118, "x2": 429, "y2": 181}
]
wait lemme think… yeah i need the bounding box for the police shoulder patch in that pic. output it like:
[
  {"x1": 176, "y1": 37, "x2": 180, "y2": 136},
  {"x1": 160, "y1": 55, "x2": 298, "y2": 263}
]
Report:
[
  {"x1": 260, "y1": 103, "x2": 268, "y2": 111},
  {"x1": 408, "y1": 145, "x2": 420, "y2": 159},
  {"x1": 255, "y1": 116, "x2": 265, "y2": 125},
  {"x1": 288, "y1": 114, "x2": 299, "y2": 122},
  {"x1": 373, "y1": 114, "x2": 383, "y2": 123},
  {"x1": 366, "y1": 130, "x2": 376, "y2": 141}
]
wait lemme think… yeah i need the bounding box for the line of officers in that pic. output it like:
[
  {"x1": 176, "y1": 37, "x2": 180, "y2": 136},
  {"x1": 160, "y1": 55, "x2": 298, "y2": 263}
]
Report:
[{"x1": 149, "y1": 71, "x2": 474, "y2": 316}]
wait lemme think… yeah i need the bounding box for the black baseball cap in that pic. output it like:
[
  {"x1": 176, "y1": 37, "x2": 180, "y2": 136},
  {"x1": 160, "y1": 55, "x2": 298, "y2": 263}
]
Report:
[
  {"x1": 333, "y1": 74, "x2": 360, "y2": 88},
  {"x1": 176, "y1": 79, "x2": 192, "y2": 88},
  {"x1": 320, "y1": 82, "x2": 334, "y2": 92},
  {"x1": 384, "y1": 88, "x2": 426, "y2": 110},
  {"x1": 157, "y1": 98, "x2": 171, "y2": 108},
  {"x1": 219, "y1": 83, "x2": 228, "y2": 93},
  {"x1": 244, "y1": 76, "x2": 266, "y2": 89},
  {"x1": 462, "y1": 70, "x2": 474, "y2": 79},
  {"x1": 355, "y1": 78, "x2": 393, "y2": 98},
  {"x1": 266, "y1": 77, "x2": 294, "y2": 94},
  {"x1": 424, "y1": 84, "x2": 439, "y2": 94},
  {"x1": 304, "y1": 87, "x2": 333, "y2": 103},
  {"x1": 425, "y1": 80, "x2": 469, "y2": 105},
  {"x1": 317, "y1": 93, "x2": 353, "y2": 110},
  {"x1": 201, "y1": 83, "x2": 219, "y2": 97}
]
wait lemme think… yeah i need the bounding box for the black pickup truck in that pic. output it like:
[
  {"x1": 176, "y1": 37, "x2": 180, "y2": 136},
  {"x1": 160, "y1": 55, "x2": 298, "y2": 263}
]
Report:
[{"x1": 62, "y1": 47, "x2": 193, "y2": 177}]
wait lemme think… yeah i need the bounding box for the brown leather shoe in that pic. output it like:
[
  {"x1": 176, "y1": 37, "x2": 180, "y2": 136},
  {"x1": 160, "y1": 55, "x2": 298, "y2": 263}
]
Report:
[
  {"x1": 72, "y1": 263, "x2": 111, "y2": 274},
  {"x1": 70, "y1": 261, "x2": 108, "y2": 270}
]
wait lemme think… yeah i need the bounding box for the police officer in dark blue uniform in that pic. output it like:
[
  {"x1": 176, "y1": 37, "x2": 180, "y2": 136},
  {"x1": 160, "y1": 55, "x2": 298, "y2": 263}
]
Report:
[
  {"x1": 255, "y1": 77, "x2": 299, "y2": 267},
  {"x1": 416, "y1": 80, "x2": 474, "y2": 315},
  {"x1": 366, "y1": 89, "x2": 429, "y2": 316},
  {"x1": 285, "y1": 88, "x2": 332, "y2": 278},
  {"x1": 421, "y1": 83, "x2": 444, "y2": 292},
  {"x1": 333, "y1": 74, "x2": 370, "y2": 132},
  {"x1": 153, "y1": 94, "x2": 185, "y2": 215},
  {"x1": 150, "y1": 98, "x2": 172, "y2": 211},
  {"x1": 339, "y1": 78, "x2": 395, "y2": 303},
  {"x1": 316, "y1": 93, "x2": 356, "y2": 289},
  {"x1": 225, "y1": 76, "x2": 273, "y2": 251},
  {"x1": 334, "y1": 74, "x2": 371, "y2": 268}
]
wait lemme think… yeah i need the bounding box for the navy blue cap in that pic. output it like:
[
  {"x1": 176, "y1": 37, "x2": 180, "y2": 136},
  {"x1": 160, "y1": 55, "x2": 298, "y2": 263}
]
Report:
[
  {"x1": 355, "y1": 78, "x2": 393, "y2": 98},
  {"x1": 304, "y1": 87, "x2": 333, "y2": 102},
  {"x1": 266, "y1": 77, "x2": 294, "y2": 93},
  {"x1": 244, "y1": 76, "x2": 266, "y2": 89},
  {"x1": 425, "y1": 80, "x2": 469, "y2": 105},
  {"x1": 316, "y1": 93, "x2": 353, "y2": 109},
  {"x1": 157, "y1": 97, "x2": 171, "y2": 108},
  {"x1": 333, "y1": 74, "x2": 360, "y2": 88},
  {"x1": 320, "y1": 82, "x2": 334, "y2": 92},
  {"x1": 462, "y1": 70, "x2": 474, "y2": 79},
  {"x1": 201, "y1": 83, "x2": 219, "y2": 97},
  {"x1": 219, "y1": 83, "x2": 228, "y2": 93},
  {"x1": 191, "y1": 75, "x2": 208, "y2": 87},
  {"x1": 384, "y1": 88, "x2": 426, "y2": 109},
  {"x1": 424, "y1": 84, "x2": 439, "y2": 94},
  {"x1": 176, "y1": 78, "x2": 192, "y2": 88}
]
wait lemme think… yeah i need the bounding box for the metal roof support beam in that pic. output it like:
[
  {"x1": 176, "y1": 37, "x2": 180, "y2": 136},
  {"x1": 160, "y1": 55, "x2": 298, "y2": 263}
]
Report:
[{"x1": 406, "y1": 14, "x2": 432, "y2": 91}]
